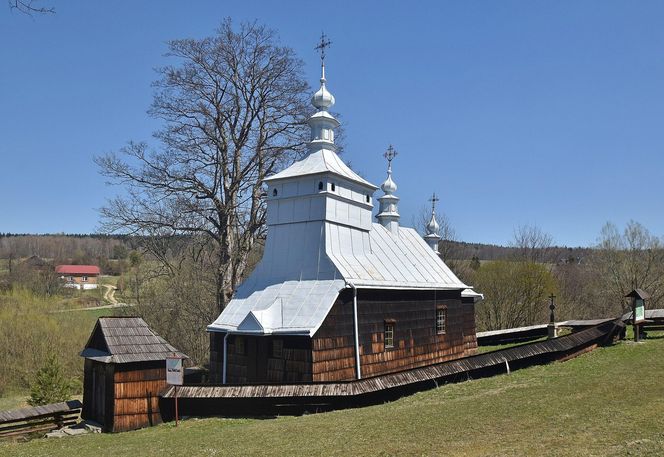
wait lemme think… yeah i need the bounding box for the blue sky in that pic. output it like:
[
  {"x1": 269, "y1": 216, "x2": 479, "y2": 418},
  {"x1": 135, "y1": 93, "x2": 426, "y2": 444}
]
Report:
[{"x1": 1, "y1": 1, "x2": 662, "y2": 247}]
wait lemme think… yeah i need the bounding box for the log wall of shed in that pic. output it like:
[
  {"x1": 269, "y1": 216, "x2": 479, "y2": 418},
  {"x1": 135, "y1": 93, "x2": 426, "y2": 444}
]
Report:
[
  {"x1": 312, "y1": 289, "x2": 477, "y2": 382},
  {"x1": 110, "y1": 362, "x2": 165, "y2": 433}
]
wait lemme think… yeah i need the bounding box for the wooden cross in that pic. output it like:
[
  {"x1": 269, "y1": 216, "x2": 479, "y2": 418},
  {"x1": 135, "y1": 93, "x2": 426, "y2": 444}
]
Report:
[
  {"x1": 315, "y1": 32, "x2": 332, "y2": 63},
  {"x1": 549, "y1": 294, "x2": 556, "y2": 324},
  {"x1": 384, "y1": 144, "x2": 398, "y2": 164}
]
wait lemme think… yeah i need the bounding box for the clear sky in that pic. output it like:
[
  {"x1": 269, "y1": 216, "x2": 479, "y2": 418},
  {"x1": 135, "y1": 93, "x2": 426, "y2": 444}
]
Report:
[{"x1": 1, "y1": 1, "x2": 662, "y2": 247}]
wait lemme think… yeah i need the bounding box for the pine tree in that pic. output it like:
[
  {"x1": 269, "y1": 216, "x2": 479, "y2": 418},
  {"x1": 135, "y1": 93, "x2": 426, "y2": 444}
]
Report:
[{"x1": 28, "y1": 353, "x2": 71, "y2": 406}]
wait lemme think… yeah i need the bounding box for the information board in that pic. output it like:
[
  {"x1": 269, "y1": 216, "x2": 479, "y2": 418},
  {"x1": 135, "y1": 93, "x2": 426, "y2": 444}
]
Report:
[
  {"x1": 634, "y1": 298, "x2": 645, "y2": 323},
  {"x1": 166, "y1": 356, "x2": 184, "y2": 385}
]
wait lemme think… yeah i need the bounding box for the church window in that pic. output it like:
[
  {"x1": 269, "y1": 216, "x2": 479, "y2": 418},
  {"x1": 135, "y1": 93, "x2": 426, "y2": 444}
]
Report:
[
  {"x1": 235, "y1": 336, "x2": 246, "y2": 355},
  {"x1": 318, "y1": 181, "x2": 324, "y2": 191},
  {"x1": 331, "y1": 183, "x2": 336, "y2": 192},
  {"x1": 272, "y1": 188, "x2": 278, "y2": 197},
  {"x1": 436, "y1": 308, "x2": 447, "y2": 334},
  {"x1": 384, "y1": 321, "x2": 395, "y2": 349},
  {"x1": 272, "y1": 339, "x2": 283, "y2": 358},
  {"x1": 365, "y1": 195, "x2": 370, "y2": 203}
]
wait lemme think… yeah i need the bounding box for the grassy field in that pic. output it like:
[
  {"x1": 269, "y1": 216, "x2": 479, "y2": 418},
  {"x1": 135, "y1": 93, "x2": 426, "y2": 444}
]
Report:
[{"x1": 2, "y1": 332, "x2": 663, "y2": 457}]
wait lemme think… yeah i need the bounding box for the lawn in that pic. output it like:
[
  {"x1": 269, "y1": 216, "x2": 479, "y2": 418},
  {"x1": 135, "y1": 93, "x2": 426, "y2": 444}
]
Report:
[{"x1": 2, "y1": 332, "x2": 663, "y2": 456}]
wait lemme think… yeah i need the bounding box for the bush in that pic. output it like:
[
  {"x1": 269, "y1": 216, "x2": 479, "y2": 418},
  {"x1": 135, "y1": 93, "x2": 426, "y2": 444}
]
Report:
[{"x1": 27, "y1": 353, "x2": 72, "y2": 406}]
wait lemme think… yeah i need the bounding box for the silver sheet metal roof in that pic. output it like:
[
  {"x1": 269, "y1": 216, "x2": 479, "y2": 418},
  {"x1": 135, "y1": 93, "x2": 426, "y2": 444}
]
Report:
[
  {"x1": 326, "y1": 223, "x2": 467, "y2": 290},
  {"x1": 80, "y1": 317, "x2": 187, "y2": 364},
  {"x1": 264, "y1": 149, "x2": 377, "y2": 189},
  {"x1": 208, "y1": 222, "x2": 469, "y2": 336}
]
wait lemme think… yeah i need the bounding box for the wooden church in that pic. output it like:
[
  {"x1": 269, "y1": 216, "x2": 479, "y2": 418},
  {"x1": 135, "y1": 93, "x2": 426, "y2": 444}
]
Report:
[{"x1": 208, "y1": 46, "x2": 481, "y2": 384}]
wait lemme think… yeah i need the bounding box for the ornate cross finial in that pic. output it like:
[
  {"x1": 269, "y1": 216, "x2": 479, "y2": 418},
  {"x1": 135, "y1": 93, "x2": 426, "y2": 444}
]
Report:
[
  {"x1": 384, "y1": 144, "x2": 398, "y2": 165},
  {"x1": 429, "y1": 192, "x2": 439, "y2": 212},
  {"x1": 315, "y1": 32, "x2": 332, "y2": 64}
]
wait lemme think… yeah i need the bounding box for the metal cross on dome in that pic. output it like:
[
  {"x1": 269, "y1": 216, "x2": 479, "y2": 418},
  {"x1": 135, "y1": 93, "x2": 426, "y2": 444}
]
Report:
[
  {"x1": 384, "y1": 144, "x2": 398, "y2": 165},
  {"x1": 429, "y1": 192, "x2": 439, "y2": 212},
  {"x1": 315, "y1": 32, "x2": 332, "y2": 64}
]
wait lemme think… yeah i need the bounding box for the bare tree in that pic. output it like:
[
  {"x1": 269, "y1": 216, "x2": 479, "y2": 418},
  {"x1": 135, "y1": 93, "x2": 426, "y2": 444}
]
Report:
[
  {"x1": 413, "y1": 205, "x2": 473, "y2": 282},
  {"x1": 96, "y1": 20, "x2": 310, "y2": 313},
  {"x1": 511, "y1": 224, "x2": 554, "y2": 263},
  {"x1": 590, "y1": 221, "x2": 664, "y2": 315},
  {"x1": 8, "y1": 0, "x2": 54, "y2": 15}
]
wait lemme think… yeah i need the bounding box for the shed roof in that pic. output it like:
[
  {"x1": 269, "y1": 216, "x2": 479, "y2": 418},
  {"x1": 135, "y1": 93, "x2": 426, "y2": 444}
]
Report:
[
  {"x1": 55, "y1": 265, "x2": 100, "y2": 275},
  {"x1": 625, "y1": 288, "x2": 650, "y2": 300},
  {"x1": 80, "y1": 317, "x2": 187, "y2": 364}
]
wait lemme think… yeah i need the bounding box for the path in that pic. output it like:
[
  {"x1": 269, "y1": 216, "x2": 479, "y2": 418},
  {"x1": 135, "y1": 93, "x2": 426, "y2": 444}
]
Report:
[{"x1": 102, "y1": 284, "x2": 118, "y2": 305}]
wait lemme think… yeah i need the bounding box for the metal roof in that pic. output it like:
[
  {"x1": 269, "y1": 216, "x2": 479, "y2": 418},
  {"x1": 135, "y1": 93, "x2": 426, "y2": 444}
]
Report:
[
  {"x1": 55, "y1": 265, "x2": 100, "y2": 275},
  {"x1": 80, "y1": 317, "x2": 187, "y2": 364},
  {"x1": 209, "y1": 279, "x2": 345, "y2": 335},
  {"x1": 264, "y1": 149, "x2": 377, "y2": 189},
  {"x1": 326, "y1": 223, "x2": 467, "y2": 289},
  {"x1": 208, "y1": 222, "x2": 469, "y2": 336}
]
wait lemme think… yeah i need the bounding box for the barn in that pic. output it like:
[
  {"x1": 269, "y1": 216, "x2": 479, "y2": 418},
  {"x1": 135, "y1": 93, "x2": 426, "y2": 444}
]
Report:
[
  {"x1": 207, "y1": 55, "x2": 481, "y2": 384},
  {"x1": 80, "y1": 317, "x2": 187, "y2": 432}
]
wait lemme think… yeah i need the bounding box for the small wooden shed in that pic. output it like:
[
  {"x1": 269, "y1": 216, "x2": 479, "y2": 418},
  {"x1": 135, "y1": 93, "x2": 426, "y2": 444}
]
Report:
[{"x1": 80, "y1": 317, "x2": 187, "y2": 432}]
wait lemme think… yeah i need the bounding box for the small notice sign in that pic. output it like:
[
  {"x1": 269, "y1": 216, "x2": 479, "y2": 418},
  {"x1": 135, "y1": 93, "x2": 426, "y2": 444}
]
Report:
[{"x1": 166, "y1": 356, "x2": 184, "y2": 386}]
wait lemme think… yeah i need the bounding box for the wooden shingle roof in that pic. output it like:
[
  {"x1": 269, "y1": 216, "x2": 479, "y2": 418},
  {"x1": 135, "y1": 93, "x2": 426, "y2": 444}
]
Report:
[{"x1": 80, "y1": 317, "x2": 187, "y2": 364}]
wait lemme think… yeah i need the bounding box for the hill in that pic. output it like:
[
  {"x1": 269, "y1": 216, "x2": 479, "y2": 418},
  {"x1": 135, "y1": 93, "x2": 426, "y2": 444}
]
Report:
[{"x1": 3, "y1": 331, "x2": 663, "y2": 456}]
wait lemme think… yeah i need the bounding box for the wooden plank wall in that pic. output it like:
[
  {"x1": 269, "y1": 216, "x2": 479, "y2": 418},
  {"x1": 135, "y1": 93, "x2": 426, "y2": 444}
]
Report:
[
  {"x1": 225, "y1": 335, "x2": 312, "y2": 384},
  {"x1": 312, "y1": 289, "x2": 477, "y2": 382},
  {"x1": 111, "y1": 362, "x2": 165, "y2": 432},
  {"x1": 209, "y1": 332, "x2": 223, "y2": 383},
  {"x1": 462, "y1": 303, "x2": 478, "y2": 354}
]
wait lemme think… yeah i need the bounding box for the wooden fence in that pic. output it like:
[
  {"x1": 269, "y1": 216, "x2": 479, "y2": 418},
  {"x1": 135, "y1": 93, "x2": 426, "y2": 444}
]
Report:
[
  {"x1": 0, "y1": 400, "x2": 82, "y2": 439},
  {"x1": 160, "y1": 319, "x2": 624, "y2": 418}
]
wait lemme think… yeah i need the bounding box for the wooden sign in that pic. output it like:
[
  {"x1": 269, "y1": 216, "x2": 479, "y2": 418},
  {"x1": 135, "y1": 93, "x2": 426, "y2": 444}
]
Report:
[{"x1": 166, "y1": 356, "x2": 184, "y2": 386}]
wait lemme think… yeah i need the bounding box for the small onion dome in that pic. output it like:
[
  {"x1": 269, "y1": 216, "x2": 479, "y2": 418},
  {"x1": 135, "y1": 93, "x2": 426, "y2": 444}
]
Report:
[
  {"x1": 426, "y1": 213, "x2": 440, "y2": 235},
  {"x1": 381, "y1": 170, "x2": 397, "y2": 194},
  {"x1": 312, "y1": 77, "x2": 335, "y2": 110}
]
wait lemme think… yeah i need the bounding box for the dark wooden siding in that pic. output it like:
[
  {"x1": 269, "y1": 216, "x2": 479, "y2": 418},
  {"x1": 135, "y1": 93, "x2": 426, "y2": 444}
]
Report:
[
  {"x1": 223, "y1": 335, "x2": 312, "y2": 384},
  {"x1": 111, "y1": 362, "x2": 165, "y2": 432},
  {"x1": 312, "y1": 289, "x2": 477, "y2": 382},
  {"x1": 209, "y1": 332, "x2": 224, "y2": 383}
]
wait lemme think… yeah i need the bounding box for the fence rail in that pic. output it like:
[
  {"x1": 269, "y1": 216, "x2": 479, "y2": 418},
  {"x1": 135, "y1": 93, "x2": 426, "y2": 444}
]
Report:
[{"x1": 0, "y1": 400, "x2": 82, "y2": 439}]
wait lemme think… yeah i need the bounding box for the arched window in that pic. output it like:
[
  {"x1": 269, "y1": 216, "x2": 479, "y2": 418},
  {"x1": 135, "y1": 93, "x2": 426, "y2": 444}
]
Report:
[
  {"x1": 366, "y1": 195, "x2": 370, "y2": 203},
  {"x1": 318, "y1": 181, "x2": 324, "y2": 191},
  {"x1": 272, "y1": 188, "x2": 278, "y2": 197},
  {"x1": 331, "y1": 183, "x2": 336, "y2": 192}
]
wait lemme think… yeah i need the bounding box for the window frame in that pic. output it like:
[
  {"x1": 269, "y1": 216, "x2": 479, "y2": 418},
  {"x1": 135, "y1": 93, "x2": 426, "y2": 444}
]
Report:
[
  {"x1": 436, "y1": 307, "x2": 447, "y2": 335},
  {"x1": 384, "y1": 320, "x2": 395, "y2": 350}
]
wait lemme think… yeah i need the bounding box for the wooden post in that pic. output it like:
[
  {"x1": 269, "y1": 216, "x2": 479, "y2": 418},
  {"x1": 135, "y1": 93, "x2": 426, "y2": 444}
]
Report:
[
  {"x1": 633, "y1": 297, "x2": 639, "y2": 343},
  {"x1": 174, "y1": 385, "x2": 179, "y2": 427}
]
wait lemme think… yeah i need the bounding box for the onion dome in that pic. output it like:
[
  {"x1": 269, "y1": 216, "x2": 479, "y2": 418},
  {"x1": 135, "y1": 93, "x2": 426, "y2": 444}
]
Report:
[
  {"x1": 312, "y1": 69, "x2": 335, "y2": 110},
  {"x1": 381, "y1": 165, "x2": 397, "y2": 194},
  {"x1": 426, "y1": 212, "x2": 440, "y2": 236}
]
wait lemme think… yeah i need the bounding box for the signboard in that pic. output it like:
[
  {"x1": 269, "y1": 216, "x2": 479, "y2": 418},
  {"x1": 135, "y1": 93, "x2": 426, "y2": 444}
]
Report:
[
  {"x1": 166, "y1": 356, "x2": 184, "y2": 386},
  {"x1": 634, "y1": 298, "x2": 645, "y2": 323}
]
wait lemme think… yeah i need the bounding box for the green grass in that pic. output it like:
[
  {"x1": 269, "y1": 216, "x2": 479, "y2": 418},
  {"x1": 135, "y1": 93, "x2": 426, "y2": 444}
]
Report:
[
  {"x1": 3, "y1": 333, "x2": 664, "y2": 456},
  {"x1": 0, "y1": 390, "x2": 29, "y2": 411}
]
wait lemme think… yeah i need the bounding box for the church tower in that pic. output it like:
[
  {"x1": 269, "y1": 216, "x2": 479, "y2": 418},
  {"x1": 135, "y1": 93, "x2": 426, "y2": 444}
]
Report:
[
  {"x1": 260, "y1": 34, "x2": 377, "y2": 281},
  {"x1": 375, "y1": 146, "x2": 400, "y2": 235}
]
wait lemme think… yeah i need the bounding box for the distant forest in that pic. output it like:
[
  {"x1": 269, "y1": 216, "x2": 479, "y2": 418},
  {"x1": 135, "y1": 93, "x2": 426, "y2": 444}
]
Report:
[{"x1": 0, "y1": 233, "x2": 593, "y2": 265}]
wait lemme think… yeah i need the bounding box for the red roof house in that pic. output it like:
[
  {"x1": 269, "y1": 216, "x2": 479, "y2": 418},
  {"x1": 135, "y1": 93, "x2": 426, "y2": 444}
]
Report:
[{"x1": 55, "y1": 265, "x2": 101, "y2": 290}]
